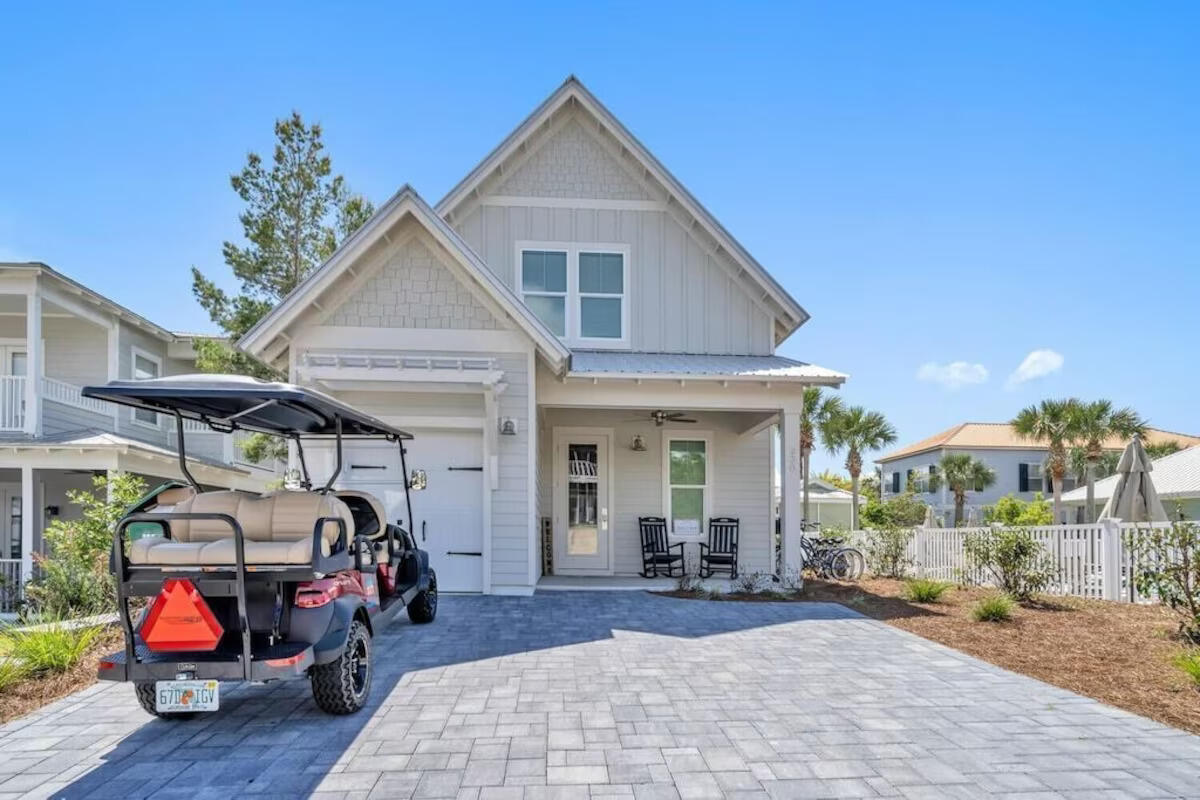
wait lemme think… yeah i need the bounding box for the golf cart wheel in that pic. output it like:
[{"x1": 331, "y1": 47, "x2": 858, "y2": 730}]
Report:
[
  {"x1": 134, "y1": 681, "x2": 196, "y2": 721},
  {"x1": 407, "y1": 570, "x2": 438, "y2": 624},
  {"x1": 311, "y1": 619, "x2": 372, "y2": 715}
]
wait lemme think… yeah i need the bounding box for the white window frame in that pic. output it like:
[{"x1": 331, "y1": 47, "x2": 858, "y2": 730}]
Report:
[
  {"x1": 661, "y1": 431, "x2": 714, "y2": 541},
  {"x1": 516, "y1": 241, "x2": 630, "y2": 349},
  {"x1": 130, "y1": 346, "x2": 162, "y2": 429},
  {"x1": 1025, "y1": 462, "x2": 1044, "y2": 493}
]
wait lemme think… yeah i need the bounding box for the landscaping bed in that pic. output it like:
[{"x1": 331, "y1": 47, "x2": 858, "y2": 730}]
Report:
[
  {"x1": 0, "y1": 624, "x2": 122, "y2": 724},
  {"x1": 662, "y1": 578, "x2": 1200, "y2": 735}
]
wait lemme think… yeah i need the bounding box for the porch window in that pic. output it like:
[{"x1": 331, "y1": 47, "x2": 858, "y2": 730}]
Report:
[
  {"x1": 665, "y1": 436, "x2": 710, "y2": 537},
  {"x1": 521, "y1": 250, "x2": 567, "y2": 336},
  {"x1": 131, "y1": 348, "x2": 161, "y2": 427},
  {"x1": 518, "y1": 243, "x2": 629, "y2": 347}
]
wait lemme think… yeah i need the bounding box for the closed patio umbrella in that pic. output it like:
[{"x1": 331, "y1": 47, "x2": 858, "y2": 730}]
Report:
[{"x1": 1098, "y1": 434, "x2": 1169, "y2": 523}]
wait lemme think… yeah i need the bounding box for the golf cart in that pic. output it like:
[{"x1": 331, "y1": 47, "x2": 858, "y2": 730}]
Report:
[{"x1": 84, "y1": 375, "x2": 437, "y2": 717}]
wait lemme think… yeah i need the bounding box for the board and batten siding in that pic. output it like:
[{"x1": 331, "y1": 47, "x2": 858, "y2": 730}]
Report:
[
  {"x1": 538, "y1": 409, "x2": 773, "y2": 576},
  {"x1": 455, "y1": 204, "x2": 773, "y2": 356}
]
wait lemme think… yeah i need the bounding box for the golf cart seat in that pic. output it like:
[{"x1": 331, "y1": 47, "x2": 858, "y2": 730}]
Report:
[
  {"x1": 334, "y1": 490, "x2": 387, "y2": 540},
  {"x1": 128, "y1": 490, "x2": 354, "y2": 566}
]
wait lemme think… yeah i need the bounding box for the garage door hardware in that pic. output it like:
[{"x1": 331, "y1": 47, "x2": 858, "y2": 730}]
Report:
[
  {"x1": 446, "y1": 551, "x2": 483, "y2": 557},
  {"x1": 448, "y1": 466, "x2": 483, "y2": 472},
  {"x1": 350, "y1": 464, "x2": 388, "y2": 470}
]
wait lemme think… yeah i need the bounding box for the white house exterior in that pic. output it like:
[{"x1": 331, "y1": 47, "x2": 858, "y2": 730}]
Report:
[
  {"x1": 240, "y1": 77, "x2": 846, "y2": 594},
  {"x1": 1063, "y1": 445, "x2": 1200, "y2": 521},
  {"x1": 0, "y1": 262, "x2": 277, "y2": 607},
  {"x1": 878, "y1": 422, "x2": 1200, "y2": 525}
]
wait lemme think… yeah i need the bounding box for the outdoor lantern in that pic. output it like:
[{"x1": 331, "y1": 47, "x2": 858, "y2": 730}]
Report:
[
  {"x1": 631, "y1": 434, "x2": 647, "y2": 452},
  {"x1": 499, "y1": 417, "x2": 518, "y2": 436}
]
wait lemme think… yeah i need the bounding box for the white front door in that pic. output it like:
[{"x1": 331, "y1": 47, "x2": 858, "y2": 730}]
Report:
[
  {"x1": 337, "y1": 432, "x2": 485, "y2": 593},
  {"x1": 553, "y1": 432, "x2": 610, "y2": 573}
]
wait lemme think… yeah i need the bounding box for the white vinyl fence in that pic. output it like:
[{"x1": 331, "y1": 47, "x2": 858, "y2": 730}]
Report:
[{"x1": 843, "y1": 521, "x2": 1173, "y2": 603}]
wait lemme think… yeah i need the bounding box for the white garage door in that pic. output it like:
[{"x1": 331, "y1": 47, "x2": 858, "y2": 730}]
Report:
[{"x1": 338, "y1": 430, "x2": 484, "y2": 593}]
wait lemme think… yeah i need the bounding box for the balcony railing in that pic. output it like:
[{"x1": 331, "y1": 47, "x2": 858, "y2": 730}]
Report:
[
  {"x1": 42, "y1": 376, "x2": 115, "y2": 418},
  {"x1": 0, "y1": 376, "x2": 24, "y2": 430}
]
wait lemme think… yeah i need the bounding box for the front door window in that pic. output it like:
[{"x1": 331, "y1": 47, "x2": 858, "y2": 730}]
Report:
[
  {"x1": 567, "y1": 444, "x2": 599, "y2": 556},
  {"x1": 554, "y1": 434, "x2": 609, "y2": 572}
]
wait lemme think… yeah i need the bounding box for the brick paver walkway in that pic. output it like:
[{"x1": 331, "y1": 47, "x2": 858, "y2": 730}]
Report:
[{"x1": 1, "y1": 592, "x2": 1199, "y2": 799}]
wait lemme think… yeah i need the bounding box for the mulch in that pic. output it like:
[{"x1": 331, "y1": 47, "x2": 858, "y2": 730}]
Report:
[{"x1": 662, "y1": 578, "x2": 1200, "y2": 735}]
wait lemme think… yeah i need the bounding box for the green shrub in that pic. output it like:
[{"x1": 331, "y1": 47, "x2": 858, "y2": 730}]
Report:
[
  {"x1": 972, "y1": 594, "x2": 1015, "y2": 622},
  {"x1": 903, "y1": 578, "x2": 953, "y2": 603},
  {"x1": 1173, "y1": 649, "x2": 1200, "y2": 688},
  {"x1": 1127, "y1": 522, "x2": 1200, "y2": 644},
  {"x1": 862, "y1": 492, "x2": 929, "y2": 529},
  {"x1": 0, "y1": 657, "x2": 29, "y2": 692},
  {"x1": 22, "y1": 556, "x2": 112, "y2": 619},
  {"x1": 865, "y1": 526, "x2": 914, "y2": 579},
  {"x1": 984, "y1": 492, "x2": 1054, "y2": 526},
  {"x1": 0, "y1": 620, "x2": 104, "y2": 674},
  {"x1": 963, "y1": 527, "x2": 1057, "y2": 602}
]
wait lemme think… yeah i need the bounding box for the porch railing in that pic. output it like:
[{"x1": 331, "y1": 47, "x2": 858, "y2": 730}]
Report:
[
  {"x1": 0, "y1": 559, "x2": 21, "y2": 614},
  {"x1": 42, "y1": 376, "x2": 115, "y2": 418},
  {"x1": 0, "y1": 376, "x2": 24, "y2": 430}
]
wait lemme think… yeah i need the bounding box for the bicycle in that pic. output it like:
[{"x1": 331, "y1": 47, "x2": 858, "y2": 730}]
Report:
[{"x1": 799, "y1": 533, "x2": 865, "y2": 581}]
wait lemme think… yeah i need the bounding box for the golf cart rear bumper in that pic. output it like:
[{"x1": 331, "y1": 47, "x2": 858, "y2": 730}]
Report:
[{"x1": 97, "y1": 641, "x2": 315, "y2": 682}]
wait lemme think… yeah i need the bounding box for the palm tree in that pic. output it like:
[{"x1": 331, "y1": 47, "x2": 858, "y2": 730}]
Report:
[
  {"x1": 1011, "y1": 399, "x2": 1076, "y2": 524},
  {"x1": 799, "y1": 387, "x2": 844, "y2": 528},
  {"x1": 933, "y1": 453, "x2": 996, "y2": 526},
  {"x1": 824, "y1": 405, "x2": 897, "y2": 530},
  {"x1": 1070, "y1": 400, "x2": 1146, "y2": 523},
  {"x1": 1068, "y1": 446, "x2": 1119, "y2": 492}
]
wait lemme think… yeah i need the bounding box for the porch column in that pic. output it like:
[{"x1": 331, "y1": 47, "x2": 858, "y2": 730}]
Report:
[
  {"x1": 20, "y1": 465, "x2": 33, "y2": 584},
  {"x1": 779, "y1": 410, "x2": 804, "y2": 575},
  {"x1": 23, "y1": 289, "x2": 42, "y2": 436}
]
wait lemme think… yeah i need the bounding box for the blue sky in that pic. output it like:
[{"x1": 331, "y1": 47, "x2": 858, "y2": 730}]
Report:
[{"x1": 2, "y1": 2, "x2": 1197, "y2": 474}]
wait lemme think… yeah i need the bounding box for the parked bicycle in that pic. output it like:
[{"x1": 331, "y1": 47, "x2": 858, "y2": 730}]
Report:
[{"x1": 800, "y1": 533, "x2": 865, "y2": 581}]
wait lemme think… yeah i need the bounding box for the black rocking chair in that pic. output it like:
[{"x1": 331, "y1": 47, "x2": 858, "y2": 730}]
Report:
[
  {"x1": 698, "y1": 517, "x2": 739, "y2": 578},
  {"x1": 639, "y1": 516, "x2": 685, "y2": 578}
]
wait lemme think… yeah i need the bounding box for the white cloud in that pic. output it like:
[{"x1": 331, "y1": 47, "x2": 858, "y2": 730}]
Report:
[
  {"x1": 1006, "y1": 349, "x2": 1064, "y2": 388},
  {"x1": 916, "y1": 361, "x2": 989, "y2": 390}
]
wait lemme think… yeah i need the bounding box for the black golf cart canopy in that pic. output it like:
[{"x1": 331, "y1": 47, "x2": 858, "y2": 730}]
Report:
[{"x1": 83, "y1": 375, "x2": 411, "y2": 440}]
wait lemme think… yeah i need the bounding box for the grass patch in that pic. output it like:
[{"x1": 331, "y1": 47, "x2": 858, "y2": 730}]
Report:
[
  {"x1": 0, "y1": 620, "x2": 103, "y2": 675},
  {"x1": 1174, "y1": 649, "x2": 1200, "y2": 688},
  {"x1": 0, "y1": 658, "x2": 29, "y2": 692},
  {"x1": 903, "y1": 578, "x2": 954, "y2": 603},
  {"x1": 972, "y1": 594, "x2": 1015, "y2": 622}
]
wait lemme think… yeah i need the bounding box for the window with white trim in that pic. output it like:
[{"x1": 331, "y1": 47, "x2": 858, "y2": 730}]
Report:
[
  {"x1": 664, "y1": 435, "x2": 711, "y2": 538},
  {"x1": 519, "y1": 243, "x2": 628, "y2": 347},
  {"x1": 131, "y1": 348, "x2": 161, "y2": 427}
]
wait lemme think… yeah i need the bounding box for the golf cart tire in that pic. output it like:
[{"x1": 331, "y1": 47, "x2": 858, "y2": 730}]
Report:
[
  {"x1": 407, "y1": 570, "x2": 438, "y2": 624},
  {"x1": 134, "y1": 681, "x2": 196, "y2": 721},
  {"x1": 311, "y1": 619, "x2": 372, "y2": 715}
]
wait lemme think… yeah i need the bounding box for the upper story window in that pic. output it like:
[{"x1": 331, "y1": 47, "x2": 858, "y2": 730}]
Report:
[
  {"x1": 1019, "y1": 462, "x2": 1044, "y2": 493},
  {"x1": 519, "y1": 243, "x2": 629, "y2": 348},
  {"x1": 131, "y1": 347, "x2": 161, "y2": 428}
]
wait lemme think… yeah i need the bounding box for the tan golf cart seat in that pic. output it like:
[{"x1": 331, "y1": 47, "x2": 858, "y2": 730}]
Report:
[{"x1": 128, "y1": 490, "x2": 355, "y2": 566}]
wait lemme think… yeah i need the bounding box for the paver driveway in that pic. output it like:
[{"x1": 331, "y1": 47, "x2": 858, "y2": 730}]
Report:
[{"x1": 1, "y1": 592, "x2": 1199, "y2": 799}]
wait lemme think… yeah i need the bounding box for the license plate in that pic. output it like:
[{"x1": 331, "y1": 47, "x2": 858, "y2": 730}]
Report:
[{"x1": 155, "y1": 680, "x2": 219, "y2": 712}]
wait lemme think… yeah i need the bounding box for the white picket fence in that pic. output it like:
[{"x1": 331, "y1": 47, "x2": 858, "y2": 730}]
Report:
[{"x1": 843, "y1": 521, "x2": 1173, "y2": 603}]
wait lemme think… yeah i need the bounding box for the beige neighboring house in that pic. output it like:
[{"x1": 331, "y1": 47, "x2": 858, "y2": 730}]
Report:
[
  {"x1": 239, "y1": 76, "x2": 846, "y2": 595},
  {"x1": 774, "y1": 478, "x2": 862, "y2": 530},
  {"x1": 0, "y1": 263, "x2": 277, "y2": 611},
  {"x1": 878, "y1": 422, "x2": 1200, "y2": 526}
]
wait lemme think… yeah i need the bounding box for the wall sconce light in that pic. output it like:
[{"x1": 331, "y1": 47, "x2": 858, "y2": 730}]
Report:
[
  {"x1": 44, "y1": 505, "x2": 60, "y2": 517},
  {"x1": 631, "y1": 434, "x2": 647, "y2": 452},
  {"x1": 499, "y1": 417, "x2": 518, "y2": 436}
]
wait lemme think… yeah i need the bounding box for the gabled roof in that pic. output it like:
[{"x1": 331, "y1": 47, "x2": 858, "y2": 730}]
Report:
[
  {"x1": 237, "y1": 186, "x2": 571, "y2": 372},
  {"x1": 1063, "y1": 445, "x2": 1200, "y2": 503},
  {"x1": 435, "y1": 76, "x2": 810, "y2": 345},
  {"x1": 568, "y1": 351, "x2": 845, "y2": 385},
  {"x1": 879, "y1": 422, "x2": 1200, "y2": 463}
]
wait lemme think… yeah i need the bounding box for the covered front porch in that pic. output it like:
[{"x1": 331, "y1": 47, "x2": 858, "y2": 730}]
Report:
[{"x1": 535, "y1": 352, "x2": 846, "y2": 584}]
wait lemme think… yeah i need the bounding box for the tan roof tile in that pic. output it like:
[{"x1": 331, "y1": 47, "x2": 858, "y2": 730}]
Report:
[{"x1": 880, "y1": 422, "x2": 1200, "y2": 462}]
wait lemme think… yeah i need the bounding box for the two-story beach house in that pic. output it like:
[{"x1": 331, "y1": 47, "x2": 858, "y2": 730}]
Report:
[
  {"x1": 0, "y1": 263, "x2": 276, "y2": 606},
  {"x1": 240, "y1": 77, "x2": 846, "y2": 594},
  {"x1": 878, "y1": 422, "x2": 1200, "y2": 525}
]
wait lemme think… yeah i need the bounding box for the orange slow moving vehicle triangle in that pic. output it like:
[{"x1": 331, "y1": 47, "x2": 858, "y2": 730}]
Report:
[{"x1": 140, "y1": 578, "x2": 224, "y2": 652}]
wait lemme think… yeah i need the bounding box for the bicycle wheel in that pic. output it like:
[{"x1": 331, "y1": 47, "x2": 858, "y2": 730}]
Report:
[
  {"x1": 827, "y1": 550, "x2": 856, "y2": 581},
  {"x1": 840, "y1": 547, "x2": 866, "y2": 580}
]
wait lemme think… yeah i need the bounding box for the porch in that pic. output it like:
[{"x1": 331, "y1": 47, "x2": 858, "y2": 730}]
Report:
[{"x1": 536, "y1": 574, "x2": 737, "y2": 592}]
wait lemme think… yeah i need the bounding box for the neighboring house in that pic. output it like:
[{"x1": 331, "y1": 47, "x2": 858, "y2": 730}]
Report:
[
  {"x1": 240, "y1": 76, "x2": 846, "y2": 595},
  {"x1": 0, "y1": 262, "x2": 276, "y2": 602},
  {"x1": 774, "y1": 478, "x2": 863, "y2": 530},
  {"x1": 1063, "y1": 445, "x2": 1200, "y2": 521},
  {"x1": 878, "y1": 422, "x2": 1200, "y2": 526}
]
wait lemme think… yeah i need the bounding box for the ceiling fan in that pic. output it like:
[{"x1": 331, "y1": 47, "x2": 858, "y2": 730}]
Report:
[{"x1": 627, "y1": 410, "x2": 698, "y2": 426}]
